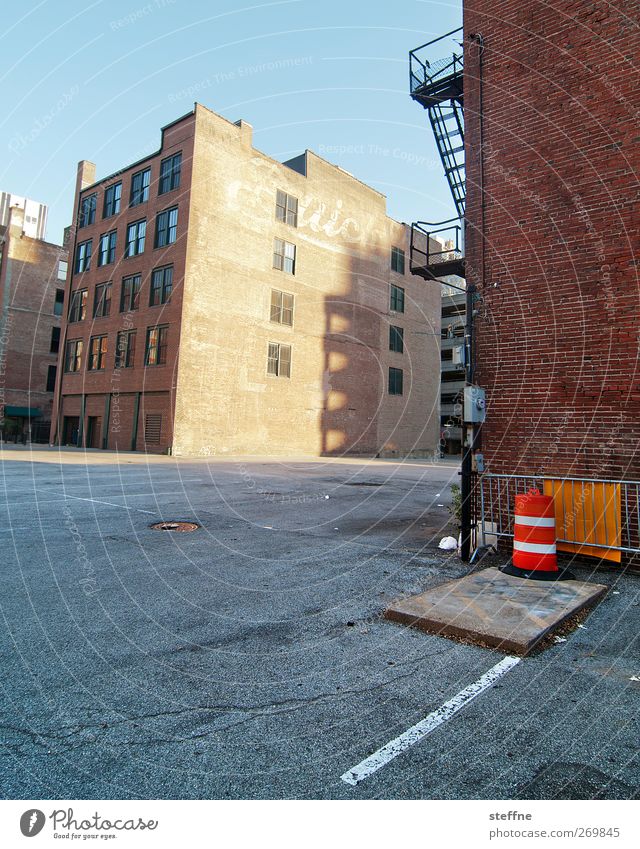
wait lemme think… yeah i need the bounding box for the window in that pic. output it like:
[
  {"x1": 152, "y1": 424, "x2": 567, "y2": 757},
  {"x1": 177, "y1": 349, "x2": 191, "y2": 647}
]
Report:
[
  {"x1": 68, "y1": 288, "x2": 88, "y2": 322},
  {"x1": 266, "y1": 342, "x2": 291, "y2": 378},
  {"x1": 273, "y1": 238, "x2": 296, "y2": 274},
  {"x1": 389, "y1": 325, "x2": 404, "y2": 353},
  {"x1": 159, "y1": 152, "x2": 182, "y2": 194},
  {"x1": 390, "y1": 283, "x2": 405, "y2": 313},
  {"x1": 46, "y1": 365, "x2": 57, "y2": 392},
  {"x1": 97, "y1": 230, "x2": 117, "y2": 266},
  {"x1": 115, "y1": 330, "x2": 136, "y2": 369},
  {"x1": 144, "y1": 414, "x2": 162, "y2": 444},
  {"x1": 275, "y1": 190, "x2": 298, "y2": 227},
  {"x1": 57, "y1": 261, "x2": 68, "y2": 281},
  {"x1": 388, "y1": 366, "x2": 403, "y2": 396},
  {"x1": 103, "y1": 182, "x2": 122, "y2": 218},
  {"x1": 50, "y1": 327, "x2": 60, "y2": 354},
  {"x1": 64, "y1": 339, "x2": 83, "y2": 372},
  {"x1": 88, "y1": 335, "x2": 108, "y2": 371},
  {"x1": 78, "y1": 194, "x2": 96, "y2": 228},
  {"x1": 120, "y1": 274, "x2": 141, "y2": 312},
  {"x1": 54, "y1": 289, "x2": 65, "y2": 316},
  {"x1": 130, "y1": 168, "x2": 151, "y2": 206},
  {"x1": 93, "y1": 282, "x2": 112, "y2": 318},
  {"x1": 125, "y1": 220, "x2": 146, "y2": 257},
  {"x1": 74, "y1": 240, "x2": 92, "y2": 273},
  {"x1": 391, "y1": 246, "x2": 405, "y2": 275},
  {"x1": 150, "y1": 265, "x2": 173, "y2": 306},
  {"x1": 270, "y1": 290, "x2": 294, "y2": 326},
  {"x1": 145, "y1": 325, "x2": 168, "y2": 366},
  {"x1": 154, "y1": 207, "x2": 178, "y2": 248}
]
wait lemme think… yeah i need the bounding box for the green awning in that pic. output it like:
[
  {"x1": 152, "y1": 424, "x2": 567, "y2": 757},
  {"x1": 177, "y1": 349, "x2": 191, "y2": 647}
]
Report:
[{"x1": 4, "y1": 406, "x2": 42, "y2": 418}]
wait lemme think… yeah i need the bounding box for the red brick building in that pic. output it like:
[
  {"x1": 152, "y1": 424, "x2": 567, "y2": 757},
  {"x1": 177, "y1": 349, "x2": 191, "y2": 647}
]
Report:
[
  {"x1": 464, "y1": 0, "x2": 640, "y2": 481},
  {"x1": 53, "y1": 104, "x2": 441, "y2": 456},
  {"x1": 52, "y1": 113, "x2": 194, "y2": 451},
  {"x1": 0, "y1": 204, "x2": 67, "y2": 441}
]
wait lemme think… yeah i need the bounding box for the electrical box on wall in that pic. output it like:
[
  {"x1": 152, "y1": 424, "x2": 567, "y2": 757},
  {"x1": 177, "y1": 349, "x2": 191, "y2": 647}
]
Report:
[{"x1": 464, "y1": 385, "x2": 486, "y2": 423}]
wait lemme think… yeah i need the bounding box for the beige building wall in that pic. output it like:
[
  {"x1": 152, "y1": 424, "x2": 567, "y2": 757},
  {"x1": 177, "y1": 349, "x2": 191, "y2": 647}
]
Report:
[{"x1": 172, "y1": 104, "x2": 440, "y2": 457}]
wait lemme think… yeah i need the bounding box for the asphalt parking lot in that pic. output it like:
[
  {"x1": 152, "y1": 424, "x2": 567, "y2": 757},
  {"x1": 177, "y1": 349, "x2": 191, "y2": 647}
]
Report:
[{"x1": 0, "y1": 446, "x2": 638, "y2": 800}]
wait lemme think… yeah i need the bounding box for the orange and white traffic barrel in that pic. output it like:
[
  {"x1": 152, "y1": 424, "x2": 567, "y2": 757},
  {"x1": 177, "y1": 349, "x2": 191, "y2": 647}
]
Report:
[{"x1": 502, "y1": 488, "x2": 571, "y2": 580}]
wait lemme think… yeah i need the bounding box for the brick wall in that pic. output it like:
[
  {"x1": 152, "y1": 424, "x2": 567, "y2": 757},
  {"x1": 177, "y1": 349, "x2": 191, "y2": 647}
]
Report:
[
  {"x1": 53, "y1": 114, "x2": 196, "y2": 452},
  {"x1": 0, "y1": 207, "x2": 67, "y2": 435},
  {"x1": 172, "y1": 104, "x2": 440, "y2": 457},
  {"x1": 464, "y1": 0, "x2": 640, "y2": 479}
]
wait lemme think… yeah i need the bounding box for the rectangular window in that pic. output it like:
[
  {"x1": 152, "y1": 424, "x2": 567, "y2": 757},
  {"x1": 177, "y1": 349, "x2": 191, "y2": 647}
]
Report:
[
  {"x1": 154, "y1": 207, "x2": 178, "y2": 248},
  {"x1": 54, "y1": 289, "x2": 65, "y2": 316},
  {"x1": 130, "y1": 168, "x2": 151, "y2": 206},
  {"x1": 270, "y1": 289, "x2": 294, "y2": 326},
  {"x1": 93, "y1": 282, "x2": 112, "y2": 318},
  {"x1": 46, "y1": 365, "x2": 57, "y2": 392},
  {"x1": 68, "y1": 288, "x2": 88, "y2": 323},
  {"x1": 74, "y1": 240, "x2": 92, "y2": 273},
  {"x1": 125, "y1": 220, "x2": 146, "y2": 257},
  {"x1": 389, "y1": 325, "x2": 404, "y2": 353},
  {"x1": 150, "y1": 265, "x2": 173, "y2": 306},
  {"x1": 97, "y1": 230, "x2": 117, "y2": 266},
  {"x1": 144, "y1": 414, "x2": 162, "y2": 444},
  {"x1": 88, "y1": 335, "x2": 108, "y2": 371},
  {"x1": 78, "y1": 194, "x2": 96, "y2": 228},
  {"x1": 388, "y1": 366, "x2": 403, "y2": 395},
  {"x1": 145, "y1": 325, "x2": 168, "y2": 366},
  {"x1": 390, "y1": 283, "x2": 405, "y2": 313},
  {"x1": 103, "y1": 182, "x2": 122, "y2": 218},
  {"x1": 266, "y1": 342, "x2": 291, "y2": 378},
  {"x1": 273, "y1": 238, "x2": 296, "y2": 274},
  {"x1": 120, "y1": 274, "x2": 141, "y2": 312},
  {"x1": 391, "y1": 246, "x2": 405, "y2": 275},
  {"x1": 275, "y1": 190, "x2": 298, "y2": 227},
  {"x1": 115, "y1": 330, "x2": 136, "y2": 369},
  {"x1": 57, "y1": 261, "x2": 68, "y2": 281},
  {"x1": 159, "y1": 152, "x2": 182, "y2": 194},
  {"x1": 50, "y1": 327, "x2": 60, "y2": 354},
  {"x1": 64, "y1": 339, "x2": 83, "y2": 373}
]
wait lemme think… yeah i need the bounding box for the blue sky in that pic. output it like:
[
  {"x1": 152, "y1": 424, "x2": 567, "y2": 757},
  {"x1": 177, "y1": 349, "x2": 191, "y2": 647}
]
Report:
[{"x1": 3, "y1": 0, "x2": 461, "y2": 243}]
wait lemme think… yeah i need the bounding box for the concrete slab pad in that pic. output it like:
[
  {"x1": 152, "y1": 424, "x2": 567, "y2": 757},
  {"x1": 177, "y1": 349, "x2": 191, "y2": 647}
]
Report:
[{"x1": 385, "y1": 567, "x2": 608, "y2": 654}]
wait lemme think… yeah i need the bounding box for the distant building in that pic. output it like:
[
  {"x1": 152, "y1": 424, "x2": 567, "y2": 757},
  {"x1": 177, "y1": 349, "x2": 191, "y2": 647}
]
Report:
[
  {"x1": 0, "y1": 192, "x2": 48, "y2": 240},
  {"x1": 440, "y1": 281, "x2": 465, "y2": 455},
  {"x1": 52, "y1": 104, "x2": 441, "y2": 456},
  {"x1": 0, "y1": 204, "x2": 68, "y2": 441}
]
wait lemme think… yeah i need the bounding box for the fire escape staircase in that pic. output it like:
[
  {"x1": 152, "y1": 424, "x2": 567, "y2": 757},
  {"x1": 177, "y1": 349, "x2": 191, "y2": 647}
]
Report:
[{"x1": 409, "y1": 29, "x2": 465, "y2": 280}]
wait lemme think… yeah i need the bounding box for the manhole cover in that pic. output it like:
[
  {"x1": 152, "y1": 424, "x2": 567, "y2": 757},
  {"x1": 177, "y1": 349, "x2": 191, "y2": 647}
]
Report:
[{"x1": 150, "y1": 521, "x2": 200, "y2": 532}]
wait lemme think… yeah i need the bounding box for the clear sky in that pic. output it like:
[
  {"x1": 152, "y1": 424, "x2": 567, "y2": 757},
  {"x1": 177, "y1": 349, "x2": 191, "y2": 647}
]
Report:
[{"x1": 3, "y1": 0, "x2": 462, "y2": 244}]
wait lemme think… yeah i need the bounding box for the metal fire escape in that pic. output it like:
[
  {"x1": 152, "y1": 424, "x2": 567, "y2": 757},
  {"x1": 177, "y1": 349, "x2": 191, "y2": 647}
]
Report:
[
  {"x1": 408, "y1": 28, "x2": 483, "y2": 564},
  {"x1": 408, "y1": 27, "x2": 465, "y2": 281}
]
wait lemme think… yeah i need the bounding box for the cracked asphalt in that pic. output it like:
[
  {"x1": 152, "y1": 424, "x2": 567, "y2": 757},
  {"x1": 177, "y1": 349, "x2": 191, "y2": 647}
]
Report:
[{"x1": 0, "y1": 446, "x2": 638, "y2": 799}]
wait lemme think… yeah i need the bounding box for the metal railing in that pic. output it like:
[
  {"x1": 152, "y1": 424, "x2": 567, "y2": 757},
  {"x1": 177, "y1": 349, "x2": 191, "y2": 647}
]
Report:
[
  {"x1": 479, "y1": 473, "x2": 640, "y2": 556},
  {"x1": 409, "y1": 27, "x2": 463, "y2": 96},
  {"x1": 410, "y1": 219, "x2": 463, "y2": 272}
]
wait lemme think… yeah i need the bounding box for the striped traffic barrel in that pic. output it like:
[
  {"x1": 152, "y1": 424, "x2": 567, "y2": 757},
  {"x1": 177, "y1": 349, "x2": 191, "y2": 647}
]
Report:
[{"x1": 511, "y1": 488, "x2": 558, "y2": 576}]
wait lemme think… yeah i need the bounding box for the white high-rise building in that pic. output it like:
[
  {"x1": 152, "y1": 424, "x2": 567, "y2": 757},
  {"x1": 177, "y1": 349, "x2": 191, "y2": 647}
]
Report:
[{"x1": 0, "y1": 192, "x2": 48, "y2": 240}]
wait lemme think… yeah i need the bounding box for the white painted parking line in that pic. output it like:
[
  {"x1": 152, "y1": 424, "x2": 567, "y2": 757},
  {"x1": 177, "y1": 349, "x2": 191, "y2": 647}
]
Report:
[
  {"x1": 33, "y1": 488, "x2": 157, "y2": 515},
  {"x1": 341, "y1": 655, "x2": 521, "y2": 786}
]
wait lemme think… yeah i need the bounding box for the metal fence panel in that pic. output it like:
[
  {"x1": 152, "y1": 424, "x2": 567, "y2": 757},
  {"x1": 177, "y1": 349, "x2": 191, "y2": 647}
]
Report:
[{"x1": 479, "y1": 474, "x2": 640, "y2": 558}]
